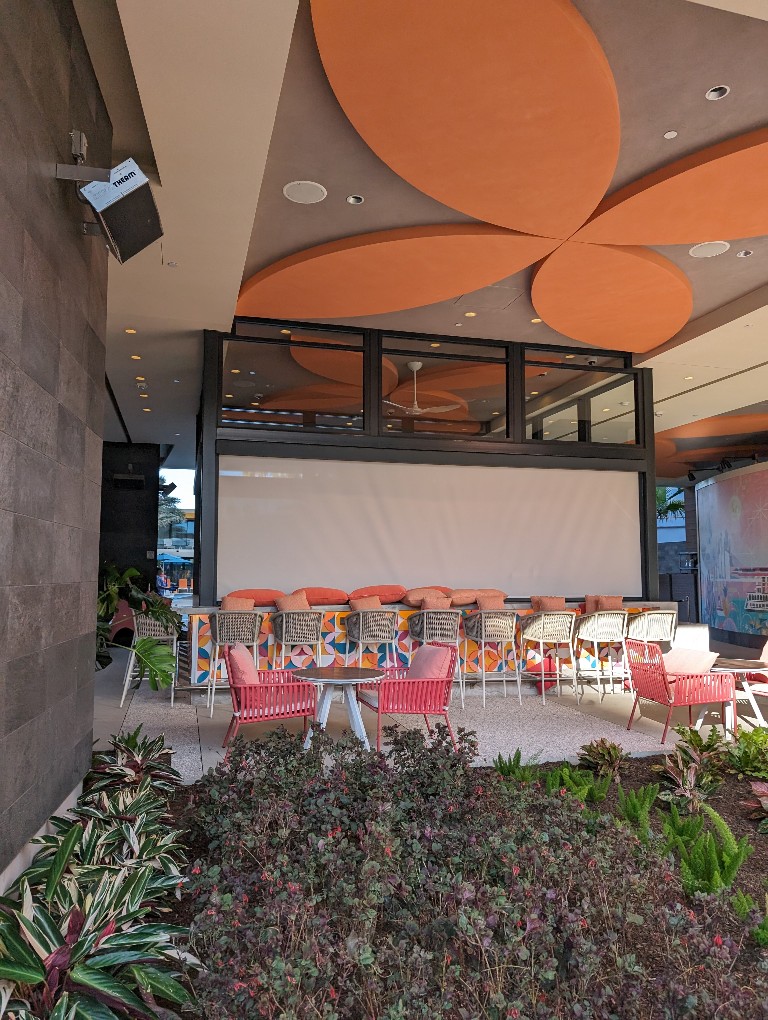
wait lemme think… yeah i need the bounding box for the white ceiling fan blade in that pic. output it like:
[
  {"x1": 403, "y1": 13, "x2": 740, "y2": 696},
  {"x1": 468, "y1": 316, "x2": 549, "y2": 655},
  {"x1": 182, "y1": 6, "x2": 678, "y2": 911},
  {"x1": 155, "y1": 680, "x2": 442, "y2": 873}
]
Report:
[
  {"x1": 383, "y1": 399, "x2": 411, "y2": 411},
  {"x1": 419, "y1": 403, "x2": 461, "y2": 414}
]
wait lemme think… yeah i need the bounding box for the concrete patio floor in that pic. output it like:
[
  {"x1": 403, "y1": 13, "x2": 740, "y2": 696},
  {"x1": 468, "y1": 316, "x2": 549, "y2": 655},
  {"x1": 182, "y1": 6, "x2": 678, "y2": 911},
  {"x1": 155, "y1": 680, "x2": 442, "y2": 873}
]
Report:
[{"x1": 93, "y1": 649, "x2": 764, "y2": 784}]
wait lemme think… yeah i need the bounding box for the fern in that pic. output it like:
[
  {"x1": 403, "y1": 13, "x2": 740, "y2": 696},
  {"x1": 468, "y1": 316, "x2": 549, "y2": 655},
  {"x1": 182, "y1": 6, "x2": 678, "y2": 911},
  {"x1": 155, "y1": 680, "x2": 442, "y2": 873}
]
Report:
[
  {"x1": 616, "y1": 783, "x2": 659, "y2": 844},
  {"x1": 673, "y1": 806, "x2": 753, "y2": 895},
  {"x1": 493, "y1": 749, "x2": 541, "y2": 783}
]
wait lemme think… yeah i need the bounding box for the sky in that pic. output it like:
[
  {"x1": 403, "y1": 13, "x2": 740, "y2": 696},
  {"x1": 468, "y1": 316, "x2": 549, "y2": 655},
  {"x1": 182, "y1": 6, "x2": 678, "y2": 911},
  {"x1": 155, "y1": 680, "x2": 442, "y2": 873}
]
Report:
[{"x1": 161, "y1": 468, "x2": 195, "y2": 509}]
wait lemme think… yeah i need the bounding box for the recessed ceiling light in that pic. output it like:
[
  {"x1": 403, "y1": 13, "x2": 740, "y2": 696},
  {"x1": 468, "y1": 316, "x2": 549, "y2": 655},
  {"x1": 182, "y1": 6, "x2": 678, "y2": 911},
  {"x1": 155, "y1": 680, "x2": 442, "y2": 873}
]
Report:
[
  {"x1": 705, "y1": 85, "x2": 730, "y2": 101},
  {"x1": 531, "y1": 317, "x2": 542, "y2": 324},
  {"x1": 167, "y1": 261, "x2": 178, "y2": 268},
  {"x1": 570, "y1": 420, "x2": 578, "y2": 424},
  {"x1": 619, "y1": 401, "x2": 630, "y2": 406},
  {"x1": 283, "y1": 180, "x2": 327, "y2": 204},
  {"x1": 454, "y1": 322, "x2": 463, "y2": 327},
  {"x1": 530, "y1": 390, "x2": 539, "y2": 395},
  {"x1": 130, "y1": 354, "x2": 141, "y2": 360},
  {"x1": 654, "y1": 411, "x2": 663, "y2": 417},
  {"x1": 280, "y1": 328, "x2": 291, "y2": 334},
  {"x1": 430, "y1": 343, "x2": 440, "y2": 348},
  {"x1": 135, "y1": 375, "x2": 145, "y2": 381},
  {"x1": 684, "y1": 375, "x2": 694, "y2": 380},
  {"x1": 173, "y1": 378, "x2": 180, "y2": 383},
  {"x1": 174, "y1": 433, "x2": 180, "y2": 437},
  {"x1": 345, "y1": 421, "x2": 354, "y2": 426},
  {"x1": 464, "y1": 311, "x2": 477, "y2": 317},
  {"x1": 663, "y1": 130, "x2": 678, "y2": 140},
  {"x1": 230, "y1": 369, "x2": 240, "y2": 374},
  {"x1": 346, "y1": 194, "x2": 364, "y2": 205},
  {"x1": 737, "y1": 249, "x2": 753, "y2": 258},
  {"x1": 689, "y1": 241, "x2": 730, "y2": 258},
  {"x1": 543, "y1": 431, "x2": 550, "y2": 436},
  {"x1": 225, "y1": 393, "x2": 233, "y2": 398},
  {"x1": 602, "y1": 408, "x2": 611, "y2": 412},
  {"x1": 142, "y1": 407, "x2": 151, "y2": 412},
  {"x1": 124, "y1": 327, "x2": 137, "y2": 334},
  {"x1": 492, "y1": 411, "x2": 500, "y2": 416},
  {"x1": 250, "y1": 402, "x2": 260, "y2": 407},
  {"x1": 139, "y1": 394, "x2": 148, "y2": 399},
  {"x1": 386, "y1": 424, "x2": 393, "y2": 428},
  {"x1": 564, "y1": 354, "x2": 575, "y2": 359}
]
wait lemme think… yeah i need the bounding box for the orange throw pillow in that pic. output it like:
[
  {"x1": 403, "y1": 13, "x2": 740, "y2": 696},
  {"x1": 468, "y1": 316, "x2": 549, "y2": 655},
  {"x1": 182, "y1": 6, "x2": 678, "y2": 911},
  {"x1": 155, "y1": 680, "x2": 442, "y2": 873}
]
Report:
[
  {"x1": 531, "y1": 596, "x2": 566, "y2": 611},
  {"x1": 597, "y1": 596, "x2": 624, "y2": 610},
  {"x1": 477, "y1": 594, "x2": 506, "y2": 610},
  {"x1": 421, "y1": 594, "x2": 452, "y2": 610},
  {"x1": 220, "y1": 596, "x2": 255, "y2": 611},
  {"x1": 293, "y1": 587, "x2": 349, "y2": 606},
  {"x1": 403, "y1": 587, "x2": 443, "y2": 607},
  {"x1": 349, "y1": 596, "x2": 382, "y2": 611},
  {"x1": 227, "y1": 644, "x2": 261, "y2": 684},
  {"x1": 226, "y1": 588, "x2": 285, "y2": 606},
  {"x1": 584, "y1": 595, "x2": 600, "y2": 614},
  {"x1": 349, "y1": 584, "x2": 406, "y2": 604},
  {"x1": 450, "y1": 589, "x2": 478, "y2": 607},
  {"x1": 276, "y1": 591, "x2": 311, "y2": 612}
]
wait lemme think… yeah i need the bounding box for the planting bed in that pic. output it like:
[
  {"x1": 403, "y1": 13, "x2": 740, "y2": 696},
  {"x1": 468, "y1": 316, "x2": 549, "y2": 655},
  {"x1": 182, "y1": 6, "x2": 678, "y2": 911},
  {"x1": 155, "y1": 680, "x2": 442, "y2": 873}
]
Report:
[{"x1": 175, "y1": 727, "x2": 768, "y2": 1020}]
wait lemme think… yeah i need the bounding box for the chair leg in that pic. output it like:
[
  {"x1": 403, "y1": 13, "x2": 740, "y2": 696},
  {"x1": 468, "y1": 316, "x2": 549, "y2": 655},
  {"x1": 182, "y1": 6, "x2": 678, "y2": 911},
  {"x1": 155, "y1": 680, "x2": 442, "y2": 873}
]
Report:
[
  {"x1": 424, "y1": 714, "x2": 433, "y2": 736},
  {"x1": 442, "y1": 712, "x2": 458, "y2": 751},
  {"x1": 627, "y1": 694, "x2": 640, "y2": 731},
  {"x1": 731, "y1": 697, "x2": 738, "y2": 739},
  {"x1": 222, "y1": 715, "x2": 237, "y2": 748},
  {"x1": 377, "y1": 711, "x2": 382, "y2": 753},
  {"x1": 501, "y1": 641, "x2": 507, "y2": 699},
  {"x1": 662, "y1": 705, "x2": 674, "y2": 744},
  {"x1": 120, "y1": 648, "x2": 136, "y2": 708},
  {"x1": 688, "y1": 705, "x2": 693, "y2": 726},
  {"x1": 539, "y1": 640, "x2": 546, "y2": 704},
  {"x1": 481, "y1": 640, "x2": 487, "y2": 708}
]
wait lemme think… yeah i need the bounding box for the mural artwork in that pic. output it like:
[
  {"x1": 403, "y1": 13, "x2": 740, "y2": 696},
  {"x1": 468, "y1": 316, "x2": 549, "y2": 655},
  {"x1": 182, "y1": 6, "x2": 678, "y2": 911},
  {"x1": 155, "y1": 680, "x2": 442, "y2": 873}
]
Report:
[{"x1": 698, "y1": 466, "x2": 768, "y2": 637}]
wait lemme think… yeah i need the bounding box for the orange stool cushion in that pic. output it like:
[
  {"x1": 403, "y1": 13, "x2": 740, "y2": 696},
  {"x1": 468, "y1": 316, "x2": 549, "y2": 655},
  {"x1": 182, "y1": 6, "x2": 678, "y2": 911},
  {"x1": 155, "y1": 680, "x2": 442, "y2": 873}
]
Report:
[
  {"x1": 226, "y1": 588, "x2": 284, "y2": 607},
  {"x1": 293, "y1": 587, "x2": 349, "y2": 606},
  {"x1": 349, "y1": 584, "x2": 406, "y2": 604}
]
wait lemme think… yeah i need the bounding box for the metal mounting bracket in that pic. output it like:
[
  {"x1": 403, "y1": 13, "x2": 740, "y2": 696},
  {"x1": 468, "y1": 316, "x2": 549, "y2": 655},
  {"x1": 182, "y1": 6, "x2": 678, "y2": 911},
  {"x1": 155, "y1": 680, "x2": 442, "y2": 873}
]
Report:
[{"x1": 56, "y1": 164, "x2": 110, "y2": 182}]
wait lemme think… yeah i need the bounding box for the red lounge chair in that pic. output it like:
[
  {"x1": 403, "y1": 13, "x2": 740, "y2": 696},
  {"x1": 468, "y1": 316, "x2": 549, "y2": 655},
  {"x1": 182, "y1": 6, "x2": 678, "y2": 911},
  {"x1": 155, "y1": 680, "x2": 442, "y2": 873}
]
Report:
[
  {"x1": 625, "y1": 639, "x2": 737, "y2": 744},
  {"x1": 357, "y1": 643, "x2": 459, "y2": 751},
  {"x1": 221, "y1": 645, "x2": 317, "y2": 747}
]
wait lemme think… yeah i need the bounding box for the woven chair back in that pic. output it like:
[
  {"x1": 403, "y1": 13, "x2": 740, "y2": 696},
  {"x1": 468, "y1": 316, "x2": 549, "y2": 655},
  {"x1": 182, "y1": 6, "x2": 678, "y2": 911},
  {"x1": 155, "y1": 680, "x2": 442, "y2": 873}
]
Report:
[
  {"x1": 408, "y1": 610, "x2": 462, "y2": 644},
  {"x1": 210, "y1": 610, "x2": 263, "y2": 646},
  {"x1": 272, "y1": 610, "x2": 323, "y2": 645},
  {"x1": 625, "y1": 639, "x2": 671, "y2": 702},
  {"x1": 519, "y1": 611, "x2": 575, "y2": 644},
  {"x1": 463, "y1": 610, "x2": 518, "y2": 643},
  {"x1": 346, "y1": 610, "x2": 398, "y2": 644},
  {"x1": 626, "y1": 609, "x2": 677, "y2": 643},
  {"x1": 134, "y1": 613, "x2": 177, "y2": 640},
  {"x1": 573, "y1": 610, "x2": 628, "y2": 643}
]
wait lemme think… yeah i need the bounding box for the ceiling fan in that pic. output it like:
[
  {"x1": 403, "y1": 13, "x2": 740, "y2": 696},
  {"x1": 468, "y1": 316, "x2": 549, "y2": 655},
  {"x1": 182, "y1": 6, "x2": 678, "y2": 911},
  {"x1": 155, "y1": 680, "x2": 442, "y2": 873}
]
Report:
[{"x1": 383, "y1": 361, "x2": 461, "y2": 417}]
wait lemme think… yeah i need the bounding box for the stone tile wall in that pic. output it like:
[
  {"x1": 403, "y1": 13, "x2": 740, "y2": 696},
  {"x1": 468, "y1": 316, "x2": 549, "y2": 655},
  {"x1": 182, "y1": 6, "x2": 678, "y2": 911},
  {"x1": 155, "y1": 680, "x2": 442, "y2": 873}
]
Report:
[{"x1": 0, "y1": 0, "x2": 111, "y2": 869}]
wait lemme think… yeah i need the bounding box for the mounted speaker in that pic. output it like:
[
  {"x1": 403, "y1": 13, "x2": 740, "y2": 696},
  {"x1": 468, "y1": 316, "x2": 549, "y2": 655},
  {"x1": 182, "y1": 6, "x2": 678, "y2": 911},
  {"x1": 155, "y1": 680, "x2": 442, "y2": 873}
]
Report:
[{"x1": 80, "y1": 158, "x2": 163, "y2": 264}]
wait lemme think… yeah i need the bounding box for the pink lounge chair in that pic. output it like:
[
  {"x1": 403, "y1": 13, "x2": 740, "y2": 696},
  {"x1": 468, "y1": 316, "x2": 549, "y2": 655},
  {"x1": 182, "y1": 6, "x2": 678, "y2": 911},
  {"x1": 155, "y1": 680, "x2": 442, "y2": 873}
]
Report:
[
  {"x1": 357, "y1": 643, "x2": 459, "y2": 752},
  {"x1": 625, "y1": 639, "x2": 737, "y2": 744},
  {"x1": 221, "y1": 645, "x2": 317, "y2": 747}
]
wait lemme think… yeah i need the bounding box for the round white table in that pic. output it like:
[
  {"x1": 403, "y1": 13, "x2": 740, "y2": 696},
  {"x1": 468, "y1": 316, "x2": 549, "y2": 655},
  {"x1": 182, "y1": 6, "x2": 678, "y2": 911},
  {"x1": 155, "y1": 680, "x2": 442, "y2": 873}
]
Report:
[{"x1": 296, "y1": 666, "x2": 383, "y2": 751}]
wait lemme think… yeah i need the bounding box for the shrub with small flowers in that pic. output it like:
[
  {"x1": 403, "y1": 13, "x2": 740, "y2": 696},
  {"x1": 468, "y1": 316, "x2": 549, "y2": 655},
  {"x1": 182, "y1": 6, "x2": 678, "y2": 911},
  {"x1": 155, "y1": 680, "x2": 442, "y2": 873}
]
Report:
[{"x1": 186, "y1": 727, "x2": 768, "y2": 1019}]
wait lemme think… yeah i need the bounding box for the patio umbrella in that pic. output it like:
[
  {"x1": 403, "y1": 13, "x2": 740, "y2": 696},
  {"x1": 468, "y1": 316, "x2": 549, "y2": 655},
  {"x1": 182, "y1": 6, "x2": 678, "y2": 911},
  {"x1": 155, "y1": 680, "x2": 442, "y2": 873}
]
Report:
[{"x1": 158, "y1": 552, "x2": 188, "y2": 564}]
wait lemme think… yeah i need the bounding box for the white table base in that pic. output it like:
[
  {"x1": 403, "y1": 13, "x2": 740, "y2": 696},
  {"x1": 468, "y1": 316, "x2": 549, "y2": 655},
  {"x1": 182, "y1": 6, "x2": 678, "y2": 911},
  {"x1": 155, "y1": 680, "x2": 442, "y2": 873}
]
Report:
[{"x1": 303, "y1": 682, "x2": 371, "y2": 751}]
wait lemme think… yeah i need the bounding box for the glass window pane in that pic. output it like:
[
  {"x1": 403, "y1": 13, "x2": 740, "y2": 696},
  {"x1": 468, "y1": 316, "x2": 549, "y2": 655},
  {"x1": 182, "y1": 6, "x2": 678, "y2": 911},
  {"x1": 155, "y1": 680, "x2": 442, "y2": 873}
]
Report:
[
  {"x1": 383, "y1": 334, "x2": 506, "y2": 359},
  {"x1": 382, "y1": 351, "x2": 507, "y2": 439},
  {"x1": 221, "y1": 338, "x2": 364, "y2": 431},
  {"x1": 231, "y1": 322, "x2": 363, "y2": 346},
  {"x1": 524, "y1": 358, "x2": 636, "y2": 445}
]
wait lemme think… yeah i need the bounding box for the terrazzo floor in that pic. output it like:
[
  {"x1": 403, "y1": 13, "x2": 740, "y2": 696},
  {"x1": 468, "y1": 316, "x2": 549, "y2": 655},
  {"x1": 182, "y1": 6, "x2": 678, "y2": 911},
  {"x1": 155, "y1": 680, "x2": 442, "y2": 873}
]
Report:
[{"x1": 93, "y1": 651, "x2": 761, "y2": 783}]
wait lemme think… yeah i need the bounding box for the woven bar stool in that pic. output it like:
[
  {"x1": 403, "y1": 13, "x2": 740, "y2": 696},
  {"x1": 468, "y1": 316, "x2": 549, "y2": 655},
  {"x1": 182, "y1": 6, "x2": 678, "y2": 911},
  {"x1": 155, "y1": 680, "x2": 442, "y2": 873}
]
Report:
[
  {"x1": 120, "y1": 612, "x2": 179, "y2": 708},
  {"x1": 345, "y1": 609, "x2": 398, "y2": 668},
  {"x1": 207, "y1": 610, "x2": 264, "y2": 717},
  {"x1": 572, "y1": 610, "x2": 628, "y2": 700},
  {"x1": 462, "y1": 610, "x2": 520, "y2": 707},
  {"x1": 271, "y1": 610, "x2": 324, "y2": 670},
  {"x1": 407, "y1": 609, "x2": 464, "y2": 704},
  {"x1": 626, "y1": 609, "x2": 678, "y2": 648},
  {"x1": 517, "y1": 611, "x2": 577, "y2": 705}
]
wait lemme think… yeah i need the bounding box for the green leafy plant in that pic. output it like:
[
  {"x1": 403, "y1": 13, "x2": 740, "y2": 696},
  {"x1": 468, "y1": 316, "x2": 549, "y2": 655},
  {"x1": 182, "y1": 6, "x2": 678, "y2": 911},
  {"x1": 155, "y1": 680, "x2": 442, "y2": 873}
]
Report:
[
  {"x1": 732, "y1": 889, "x2": 768, "y2": 947},
  {"x1": 96, "y1": 565, "x2": 182, "y2": 691},
  {"x1": 493, "y1": 748, "x2": 541, "y2": 783},
  {"x1": 652, "y1": 737, "x2": 724, "y2": 810},
  {"x1": 661, "y1": 801, "x2": 705, "y2": 855},
  {"x1": 740, "y1": 780, "x2": 768, "y2": 833},
  {"x1": 86, "y1": 727, "x2": 181, "y2": 797},
  {"x1": 578, "y1": 738, "x2": 629, "y2": 782},
  {"x1": 544, "y1": 764, "x2": 611, "y2": 803},
  {"x1": 671, "y1": 805, "x2": 753, "y2": 896},
  {"x1": 0, "y1": 874, "x2": 194, "y2": 1019},
  {"x1": 728, "y1": 727, "x2": 768, "y2": 780},
  {"x1": 656, "y1": 486, "x2": 685, "y2": 522},
  {"x1": 616, "y1": 783, "x2": 659, "y2": 844}
]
